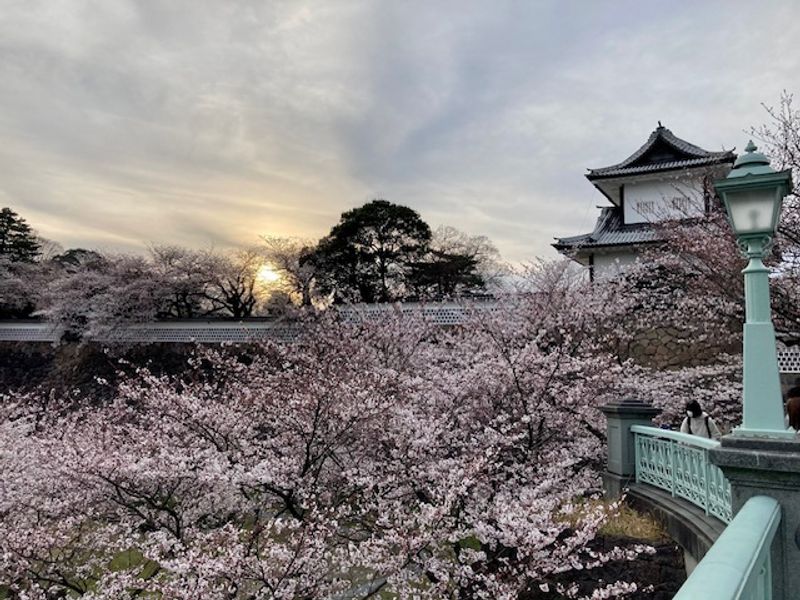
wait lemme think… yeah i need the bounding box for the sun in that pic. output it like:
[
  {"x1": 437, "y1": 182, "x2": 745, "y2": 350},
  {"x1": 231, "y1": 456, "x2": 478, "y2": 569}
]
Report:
[{"x1": 256, "y1": 264, "x2": 281, "y2": 284}]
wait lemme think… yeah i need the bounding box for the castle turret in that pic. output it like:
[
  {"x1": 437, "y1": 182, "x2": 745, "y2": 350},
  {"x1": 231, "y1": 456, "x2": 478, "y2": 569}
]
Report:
[{"x1": 554, "y1": 124, "x2": 736, "y2": 280}]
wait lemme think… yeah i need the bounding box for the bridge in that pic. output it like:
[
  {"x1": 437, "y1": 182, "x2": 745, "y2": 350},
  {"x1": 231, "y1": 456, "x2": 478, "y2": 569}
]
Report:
[{"x1": 602, "y1": 399, "x2": 800, "y2": 599}]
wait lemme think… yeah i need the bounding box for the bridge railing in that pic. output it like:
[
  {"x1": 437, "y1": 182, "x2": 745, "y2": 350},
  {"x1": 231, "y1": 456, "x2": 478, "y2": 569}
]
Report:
[
  {"x1": 674, "y1": 495, "x2": 780, "y2": 600},
  {"x1": 630, "y1": 425, "x2": 732, "y2": 523}
]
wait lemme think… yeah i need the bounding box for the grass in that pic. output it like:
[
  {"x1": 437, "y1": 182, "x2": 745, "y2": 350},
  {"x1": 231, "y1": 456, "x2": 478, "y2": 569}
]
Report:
[
  {"x1": 562, "y1": 498, "x2": 667, "y2": 542},
  {"x1": 599, "y1": 502, "x2": 666, "y2": 542}
]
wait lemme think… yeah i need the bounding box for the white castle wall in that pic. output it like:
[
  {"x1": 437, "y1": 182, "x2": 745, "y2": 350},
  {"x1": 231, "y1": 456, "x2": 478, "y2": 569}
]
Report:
[{"x1": 624, "y1": 178, "x2": 705, "y2": 224}]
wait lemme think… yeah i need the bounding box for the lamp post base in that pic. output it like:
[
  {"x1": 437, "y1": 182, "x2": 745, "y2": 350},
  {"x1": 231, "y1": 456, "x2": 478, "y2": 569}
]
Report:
[
  {"x1": 730, "y1": 426, "x2": 797, "y2": 440},
  {"x1": 742, "y1": 321, "x2": 786, "y2": 432},
  {"x1": 710, "y1": 436, "x2": 800, "y2": 599}
]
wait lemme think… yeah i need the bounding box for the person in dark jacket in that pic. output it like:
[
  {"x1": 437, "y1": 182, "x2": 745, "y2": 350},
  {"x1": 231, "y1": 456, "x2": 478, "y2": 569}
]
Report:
[{"x1": 680, "y1": 400, "x2": 721, "y2": 440}]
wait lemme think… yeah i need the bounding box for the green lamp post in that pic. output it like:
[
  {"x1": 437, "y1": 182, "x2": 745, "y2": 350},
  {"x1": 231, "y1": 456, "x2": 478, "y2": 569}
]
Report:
[{"x1": 714, "y1": 141, "x2": 793, "y2": 437}]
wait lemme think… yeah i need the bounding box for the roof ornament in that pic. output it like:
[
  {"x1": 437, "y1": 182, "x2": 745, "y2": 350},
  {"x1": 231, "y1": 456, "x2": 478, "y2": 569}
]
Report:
[{"x1": 657, "y1": 121, "x2": 663, "y2": 128}]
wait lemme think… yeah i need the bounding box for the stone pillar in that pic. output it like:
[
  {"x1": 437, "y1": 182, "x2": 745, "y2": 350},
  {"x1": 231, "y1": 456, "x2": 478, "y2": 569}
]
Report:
[
  {"x1": 710, "y1": 437, "x2": 800, "y2": 600},
  {"x1": 600, "y1": 398, "x2": 661, "y2": 499}
]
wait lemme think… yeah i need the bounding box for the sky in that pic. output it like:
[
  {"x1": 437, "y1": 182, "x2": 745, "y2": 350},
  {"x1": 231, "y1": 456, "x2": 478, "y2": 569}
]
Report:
[{"x1": 1, "y1": 0, "x2": 800, "y2": 263}]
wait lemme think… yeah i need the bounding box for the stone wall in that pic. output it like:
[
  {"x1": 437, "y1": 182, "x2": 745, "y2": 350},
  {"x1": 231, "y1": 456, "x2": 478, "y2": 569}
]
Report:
[{"x1": 622, "y1": 326, "x2": 741, "y2": 370}]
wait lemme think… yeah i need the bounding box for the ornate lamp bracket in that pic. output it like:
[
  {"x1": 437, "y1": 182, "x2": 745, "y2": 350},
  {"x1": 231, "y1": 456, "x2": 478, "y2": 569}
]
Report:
[{"x1": 737, "y1": 234, "x2": 774, "y2": 260}]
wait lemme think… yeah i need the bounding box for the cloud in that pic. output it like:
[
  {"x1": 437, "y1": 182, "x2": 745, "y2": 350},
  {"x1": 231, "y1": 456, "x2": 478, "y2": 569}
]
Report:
[{"x1": 0, "y1": 0, "x2": 799, "y2": 262}]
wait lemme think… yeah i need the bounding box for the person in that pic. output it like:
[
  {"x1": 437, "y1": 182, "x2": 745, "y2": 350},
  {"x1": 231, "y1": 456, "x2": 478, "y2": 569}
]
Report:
[
  {"x1": 785, "y1": 387, "x2": 800, "y2": 432},
  {"x1": 680, "y1": 400, "x2": 721, "y2": 440}
]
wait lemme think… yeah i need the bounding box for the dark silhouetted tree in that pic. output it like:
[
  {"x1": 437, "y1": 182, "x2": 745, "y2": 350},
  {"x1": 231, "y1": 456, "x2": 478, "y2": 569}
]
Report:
[
  {"x1": 312, "y1": 200, "x2": 432, "y2": 303},
  {"x1": 409, "y1": 251, "x2": 483, "y2": 298},
  {"x1": 200, "y1": 248, "x2": 264, "y2": 318},
  {"x1": 409, "y1": 226, "x2": 505, "y2": 298},
  {"x1": 0, "y1": 208, "x2": 40, "y2": 263}
]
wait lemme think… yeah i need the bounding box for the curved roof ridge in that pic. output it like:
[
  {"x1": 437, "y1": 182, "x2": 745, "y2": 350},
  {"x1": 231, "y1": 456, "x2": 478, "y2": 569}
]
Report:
[
  {"x1": 552, "y1": 206, "x2": 662, "y2": 252},
  {"x1": 587, "y1": 125, "x2": 735, "y2": 178}
]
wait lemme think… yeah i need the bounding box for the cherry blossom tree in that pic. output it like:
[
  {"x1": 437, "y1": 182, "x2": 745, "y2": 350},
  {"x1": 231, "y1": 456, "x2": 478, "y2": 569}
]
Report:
[
  {"x1": 2, "y1": 277, "x2": 654, "y2": 599},
  {"x1": 32, "y1": 246, "x2": 280, "y2": 339},
  {"x1": 36, "y1": 254, "x2": 169, "y2": 340},
  {"x1": 0, "y1": 257, "x2": 50, "y2": 318},
  {"x1": 519, "y1": 247, "x2": 742, "y2": 432},
  {"x1": 149, "y1": 245, "x2": 216, "y2": 319}
]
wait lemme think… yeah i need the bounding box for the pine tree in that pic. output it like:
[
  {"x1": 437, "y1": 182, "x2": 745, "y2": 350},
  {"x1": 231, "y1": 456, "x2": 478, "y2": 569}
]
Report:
[
  {"x1": 311, "y1": 200, "x2": 432, "y2": 303},
  {"x1": 0, "y1": 208, "x2": 41, "y2": 262}
]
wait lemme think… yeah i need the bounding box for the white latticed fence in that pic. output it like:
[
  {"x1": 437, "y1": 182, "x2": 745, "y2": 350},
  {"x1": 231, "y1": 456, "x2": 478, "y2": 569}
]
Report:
[
  {"x1": 102, "y1": 321, "x2": 302, "y2": 344},
  {"x1": 777, "y1": 348, "x2": 800, "y2": 374},
  {"x1": 0, "y1": 321, "x2": 61, "y2": 342},
  {"x1": 0, "y1": 302, "x2": 798, "y2": 376},
  {"x1": 0, "y1": 302, "x2": 498, "y2": 343}
]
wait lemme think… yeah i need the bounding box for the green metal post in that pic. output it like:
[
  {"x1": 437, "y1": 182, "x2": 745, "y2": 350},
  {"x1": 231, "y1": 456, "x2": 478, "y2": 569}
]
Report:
[
  {"x1": 714, "y1": 142, "x2": 794, "y2": 439},
  {"x1": 736, "y1": 236, "x2": 791, "y2": 437}
]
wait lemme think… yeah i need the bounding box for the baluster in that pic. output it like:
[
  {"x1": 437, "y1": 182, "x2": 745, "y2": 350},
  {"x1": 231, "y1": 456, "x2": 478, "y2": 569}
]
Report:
[
  {"x1": 670, "y1": 440, "x2": 676, "y2": 497},
  {"x1": 703, "y1": 449, "x2": 710, "y2": 515}
]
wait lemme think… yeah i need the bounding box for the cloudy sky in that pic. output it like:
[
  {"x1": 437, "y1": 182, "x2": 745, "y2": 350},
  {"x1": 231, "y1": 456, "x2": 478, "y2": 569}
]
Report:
[{"x1": 1, "y1": 1, "x2": 799, "y2": 262}]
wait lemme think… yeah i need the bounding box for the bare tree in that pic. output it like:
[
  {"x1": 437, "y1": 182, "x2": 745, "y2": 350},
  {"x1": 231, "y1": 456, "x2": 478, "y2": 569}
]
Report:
[
  {"x1": 429, "y1": 225, "x2": 506, "y2": 291},
  {"x1": 261, "y1": 236, "x2": 320, "y2": 307},
  {"x1": 35, "y1": 237, "x2": 63, "y2": 262},
  {"x1": 201, "y1": 248, "x2": 264, "y2": 318},
  {"x1": 750, "y1": 91, "x2": 800, "y2": 335}
]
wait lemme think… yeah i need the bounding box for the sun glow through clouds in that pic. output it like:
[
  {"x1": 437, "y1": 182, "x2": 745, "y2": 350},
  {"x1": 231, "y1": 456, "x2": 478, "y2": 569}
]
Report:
[{"x1": 256, "y1": 264, "x2": 281, "y2": 284}]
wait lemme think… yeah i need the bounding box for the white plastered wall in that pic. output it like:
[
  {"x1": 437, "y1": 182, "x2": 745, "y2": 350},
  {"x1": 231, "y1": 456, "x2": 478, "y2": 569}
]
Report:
[
  {"x1": 593, "y1": 251, "x2": 638, "y2": 280},
  {"x1": 623, "y1": 178, "x2": 705, "y2": 224}
]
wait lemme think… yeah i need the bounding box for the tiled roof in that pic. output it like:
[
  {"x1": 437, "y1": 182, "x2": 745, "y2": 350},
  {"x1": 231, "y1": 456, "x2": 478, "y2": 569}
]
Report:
[
  {"x1": 553, "y1": 207, "x2": 662, "y2": 251},
  {"x1": 590, "y1": 155, "x2": 733, "y2": 178},
  {"x1": 587, "y1": 125, "x2": 735, "y2": 180}
]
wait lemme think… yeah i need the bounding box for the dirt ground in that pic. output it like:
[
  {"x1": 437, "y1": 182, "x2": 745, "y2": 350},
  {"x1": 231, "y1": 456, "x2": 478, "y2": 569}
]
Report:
[{"x1": 520, "y1": 534, "x2": 686, "y2": 599}]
